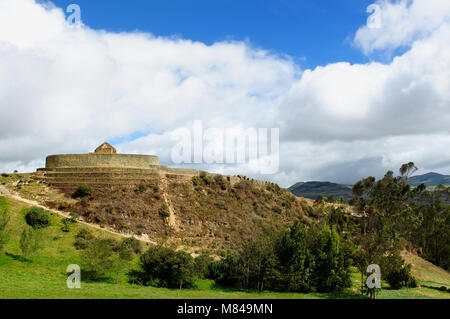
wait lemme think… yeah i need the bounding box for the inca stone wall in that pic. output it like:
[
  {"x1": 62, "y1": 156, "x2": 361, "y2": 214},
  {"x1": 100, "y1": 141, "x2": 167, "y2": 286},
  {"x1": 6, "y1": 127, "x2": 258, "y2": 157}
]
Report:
[
  {"x1": 35, "y1": 144, "x2": 201, "y2": 188},
  {"x1": 46, "y1": 154, "x2": 159, "y2": 169}
]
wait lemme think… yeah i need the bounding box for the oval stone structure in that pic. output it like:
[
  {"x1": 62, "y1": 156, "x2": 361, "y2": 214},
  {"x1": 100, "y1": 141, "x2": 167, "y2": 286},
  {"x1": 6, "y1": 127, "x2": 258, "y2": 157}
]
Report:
[
  {"x1": 46, "y1": 153, "x2": 159, "y2": 169},
  {"x1": 34, "y1": 143, "x2": 199, "y2": 189}
]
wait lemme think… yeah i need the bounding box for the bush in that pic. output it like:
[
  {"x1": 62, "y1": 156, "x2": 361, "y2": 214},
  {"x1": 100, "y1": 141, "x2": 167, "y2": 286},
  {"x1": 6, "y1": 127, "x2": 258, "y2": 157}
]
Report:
[
  {"x1": 73, "y1": 185, "x2": 92, "y2": 198},
  {"x1": 192, "y1": 176, "x2": 201, "y2": 186},
  {"x1": 20, "y1": 227, "x2": 39, "y2": 257},
  {"x1": 61, "y1": 218, "x2": 73, "y2": 232},
  {"x1": 69, "y1": 212, "x2": 80, "y2": 220},
  {"x1": 129, "y1": 245, "x2": 196, "y2": 289},
  {"x1": 214, "y1": 175, "x2": 227, "y2": 190},
  {"x1": 135, "y1": 185, "x2": 147, "y2": 193},
  {"x1": 0, "y1": 208, "x2": 10, "y2": 252},
  {"x1": 25, "y1": 207, "x2": 51, "y2": 229},
  {"x1": 74, "y1": 228, "x2": 94, "y2": 250},
  {"x1": 81, "y1": 238, "x2": 118, "y2": 280},
  {"x1": 122, "y1": 237, "x2": 143, "y2": 254},
  {"x1": 194, "y1": 253, "x2": 214, "y2": 278},
  {"x1": 381, "y1": 253, "x2": 417, "y2": 289},
  {"x1": 58, "y1": 201, "x2": 69, "y2": 210},
  {"x1": 159, "y1": 204, "x2": 170, "y2": 218}
]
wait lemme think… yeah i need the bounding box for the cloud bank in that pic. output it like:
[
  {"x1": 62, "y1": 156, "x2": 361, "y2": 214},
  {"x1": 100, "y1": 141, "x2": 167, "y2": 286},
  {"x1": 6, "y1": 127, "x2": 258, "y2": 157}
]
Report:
[{"x1": 0, "y1": 0, "x2": 449, "y2": 187}]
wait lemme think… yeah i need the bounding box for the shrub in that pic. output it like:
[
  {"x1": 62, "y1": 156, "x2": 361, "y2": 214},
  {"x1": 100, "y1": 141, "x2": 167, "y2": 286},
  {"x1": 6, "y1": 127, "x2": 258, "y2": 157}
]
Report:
[
  {"x1": 0, "y1": 208, "x2": 10, "y2": 252},
  {"x1": 214, "y1": 175, "x2": 227, "y2": 190},
  {"x1": 25, "y1": 207, "x2": 51, "y2": 229},
  {"x1": 192, "y1": 176, "x2": 201, "y2": 186},
  {"x1": 381, "y1": 253, "x2": 417, "y2": 289},
  {"x1": 58, "y1": 201, "x2": 69, "y2": 210},
  {"x1": 135, "y1": 185, "x2": 147, "y2": 193},
  {"x1": 194, "y1": 253, "x2": 215, "y2": 278},
  {"x1": 69, "y1": 212, "x2": 80, "y2": 220},
  {"x1": 73, "y1": 185, "x2": 92, "y2": 198},
  {"x1": 74, "y1": 228, "x2": 94, "y2": 250},
  {"x1": 129, "y1": 245, "x2": 196, "y2": 289},
  {"x1": 61, "y1": 218, "x2": 72, "y2": 232},
  {"x1": 122, "y1": 237, "x2": 143, "y2": 254},
  {"x1": 81, "y1": 238, "x2": 118, "y2": 280},
  {"x1": 20, "y1": 227, "x2": 39, "y2": 257},
  {"x1": 159, "y1": 204, "x2": 170, "y2": 218}
]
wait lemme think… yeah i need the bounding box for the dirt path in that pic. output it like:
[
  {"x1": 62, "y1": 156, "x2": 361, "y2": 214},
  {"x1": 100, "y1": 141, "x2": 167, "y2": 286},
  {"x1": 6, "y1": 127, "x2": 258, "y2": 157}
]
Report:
[
  {"x1": 0, "y1": 184, "x2": 156, "y2": 244},
  {"x1": 159, "y1": 177, "x2": 179, "y2": 231}
]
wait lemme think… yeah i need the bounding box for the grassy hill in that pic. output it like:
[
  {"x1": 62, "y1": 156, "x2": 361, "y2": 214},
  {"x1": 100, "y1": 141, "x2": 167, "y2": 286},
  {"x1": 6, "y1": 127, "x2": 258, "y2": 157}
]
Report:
[
  {"x1": 1, "y1": 172, "x2": 315, "y2": 256},
  {"x1": 288, "y1": 181, "x2": 353, "y2": 201},
  {"x1": 0, "y1": 195, "x2": 449, "y2": 299}
]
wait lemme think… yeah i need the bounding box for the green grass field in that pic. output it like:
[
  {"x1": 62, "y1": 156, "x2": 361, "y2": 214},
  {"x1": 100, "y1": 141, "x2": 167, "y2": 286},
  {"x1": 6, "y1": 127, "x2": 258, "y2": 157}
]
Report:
[{"x1": 0, "y1": 196, "x2": 448, "y2": 299}]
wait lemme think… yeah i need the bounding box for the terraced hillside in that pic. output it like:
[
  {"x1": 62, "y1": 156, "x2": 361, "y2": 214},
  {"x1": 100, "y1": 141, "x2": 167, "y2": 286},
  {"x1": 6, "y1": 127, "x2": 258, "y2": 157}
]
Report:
[{"x1": 1, "y1": 172, "x2": 315, "y2": 256}]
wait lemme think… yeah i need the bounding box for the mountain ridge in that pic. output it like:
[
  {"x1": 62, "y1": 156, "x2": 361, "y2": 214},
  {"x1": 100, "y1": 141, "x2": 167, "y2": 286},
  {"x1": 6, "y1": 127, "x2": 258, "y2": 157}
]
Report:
[{"x1": 288, "y1": 172, "x2": 450, "y2": 200}]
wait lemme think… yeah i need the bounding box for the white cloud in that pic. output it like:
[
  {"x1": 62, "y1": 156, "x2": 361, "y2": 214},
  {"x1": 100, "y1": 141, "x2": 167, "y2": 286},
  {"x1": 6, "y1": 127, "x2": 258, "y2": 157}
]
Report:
[
  {"x1": 354, "y1": 0, "x2": 450, "y2": 54},
  {"x1": 0, "y1": 0, "x2": 449, "y2": 187}
]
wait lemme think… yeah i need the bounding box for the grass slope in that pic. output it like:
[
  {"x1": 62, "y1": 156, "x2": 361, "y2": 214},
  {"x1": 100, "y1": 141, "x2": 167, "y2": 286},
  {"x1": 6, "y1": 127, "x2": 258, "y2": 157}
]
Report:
[{"x1": 0, "y1": 196, "x2": 449, "y2": 299}]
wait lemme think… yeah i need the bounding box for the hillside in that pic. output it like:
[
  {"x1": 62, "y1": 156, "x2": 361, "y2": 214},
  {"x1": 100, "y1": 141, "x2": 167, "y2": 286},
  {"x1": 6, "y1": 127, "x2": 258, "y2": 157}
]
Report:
[
  {"x1": 408, "y1": 172, "x2": 450, "y2": 187},
  {"x1": 288, "y1": 181, "x2": 353, "y2": 201},
  {"x1": 1, "y1": 195, "x2": 449, "y2": 299},
  {"x1": 0, "y1": 172, "x2": 314, "y2": 256}
]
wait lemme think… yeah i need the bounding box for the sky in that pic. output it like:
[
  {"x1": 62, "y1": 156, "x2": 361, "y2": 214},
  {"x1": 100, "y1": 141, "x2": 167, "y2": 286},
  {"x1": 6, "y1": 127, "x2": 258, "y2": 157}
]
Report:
[{"x1": 0, "y1": 0, "x2": 449, "y2": 187}]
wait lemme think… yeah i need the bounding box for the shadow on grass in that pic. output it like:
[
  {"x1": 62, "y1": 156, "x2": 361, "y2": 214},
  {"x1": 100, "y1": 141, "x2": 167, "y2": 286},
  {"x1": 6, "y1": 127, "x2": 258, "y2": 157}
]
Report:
[
  {"x1": 209, "y1": 281, "x2": 368, "y2": 299},
  {"x1": 5, "y1": 252, "x2": 32, "y2": 263}
]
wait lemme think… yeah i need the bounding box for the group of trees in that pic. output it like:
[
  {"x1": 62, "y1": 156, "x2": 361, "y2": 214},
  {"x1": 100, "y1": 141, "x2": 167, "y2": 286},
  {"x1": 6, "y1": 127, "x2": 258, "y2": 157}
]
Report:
[
  {"x1": 125, "y1": 222, "x2": 351, "y2": 293},
  {"x1": 327, "y1": 162, "x2": 448, "y2": 292},
  {"x1": 209, "y1": 222, "x2": 351, "y2": 293},
  {"x1": 74, "y1": 228, "x2": 142, "y2": 282}
]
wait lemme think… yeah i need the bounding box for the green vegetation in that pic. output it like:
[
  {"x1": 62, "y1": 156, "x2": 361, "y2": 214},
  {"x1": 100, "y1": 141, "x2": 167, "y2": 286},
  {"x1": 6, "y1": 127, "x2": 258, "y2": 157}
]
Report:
[
  {"x1": 24, "y1": 207, "x2": 51, "y2": 229},
  {"x1": 209, "y1": 222, "x2": 351, "y2": 293},
  {"x1": 129, "y1": 245, "x2": 196, "y2": 289},
  {"x1": 19, "y1": 227, "x2": 39, "y2": 257},
  {"x1": 73, "y1": 185, "x2": 92, "y2": 198},
  {"x1": 0, "y1": 207, "x2": 10, "y2": 252},
  {"x1": 0, "y1": 196, "x2": 448, "y2": 299}
]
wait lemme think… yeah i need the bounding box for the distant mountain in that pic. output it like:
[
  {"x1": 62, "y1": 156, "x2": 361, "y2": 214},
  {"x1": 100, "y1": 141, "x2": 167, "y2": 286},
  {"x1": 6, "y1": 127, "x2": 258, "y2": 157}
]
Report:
[
  {"x1": 288, "y1": 172, "x2": 450, "y2": 201},
  {"x1": 408, "y1": 172, "x2": 450, "y2": 187},
  {"x1": 288, "y1": 181, "x2": 353, "y2": 201}
]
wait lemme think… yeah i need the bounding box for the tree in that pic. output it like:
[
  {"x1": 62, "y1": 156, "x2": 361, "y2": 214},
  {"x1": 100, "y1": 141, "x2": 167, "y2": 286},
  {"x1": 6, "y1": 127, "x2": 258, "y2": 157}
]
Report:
[
  {"x1": 81, "y1": 238, "x2": 117, "y2": 280},
  {"x1": 380, "y1": 252, "x2": 416, "y2": 289},
  {"x1": 351, "y1": 162, "x2": 420, "y2": 295},
  {"x1": 399, "y1": 162, "x2": 417, "y2": 182},
  {"x1": 309, "y1": 224, "x2": 351, "y2": 292},
  {"x1": 0, "y1": 208, "x2": 10, "y2": 252},
  {"x1": 114, "y1": 238, "x2": 137, "y2": 284},
  {"x1": 275, "y1": 221, "x2": 314, "y2": 292},
  {"x1": 130, "y1": 245, "x2": 196, "y2": 289},
  {"x1": 20, "y1": 227, "x2": 39, "y2": 257}
]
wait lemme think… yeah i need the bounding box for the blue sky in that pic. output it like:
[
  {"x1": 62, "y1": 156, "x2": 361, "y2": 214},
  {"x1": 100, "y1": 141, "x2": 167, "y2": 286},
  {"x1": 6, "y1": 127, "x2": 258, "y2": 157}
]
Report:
[
  {"x1": 52, "y1": 0, "x2": 375, "y2": 69},
  {"x1": 1, "y1": 0, "x2": 449, "y2": 185}
]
